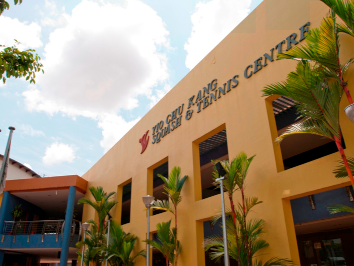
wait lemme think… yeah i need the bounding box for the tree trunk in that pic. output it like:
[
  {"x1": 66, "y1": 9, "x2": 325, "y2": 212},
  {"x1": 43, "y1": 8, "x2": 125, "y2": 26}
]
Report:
[
  {"x1": 341, "y1": 82, "x2": 353, "y2": 104},
  {"x1": 241, "y1": 189, "x2": 252, "y2": 266},
  {"x1": 334, "y1": 136, "x2": 354, "y2": 187},
  {"x1": 229, "y1": 195, "x2": 241, "y2": 266},
  {"x1": 166, "y1": 257, "x2": 169, "y2": 266}
]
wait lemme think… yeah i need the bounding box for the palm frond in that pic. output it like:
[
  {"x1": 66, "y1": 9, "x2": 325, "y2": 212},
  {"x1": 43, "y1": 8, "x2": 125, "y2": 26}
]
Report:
[
  {"x1": 275, "y1": 118, "x2": 334, "y2": 144},
  {"x1": 278, "y1": 15, "x2": 341, "y2": 73},
  {"x1": 320, "y1": 0, "x2": 354, "y2": 37},
  {"x1": 328, "y1": 204, "x2": 354, "y2": 214},
  {"x1": 151, "y1": 199, "x2": 174, "y2": 214},
  {"x1": 333, "y1": 157, "x2": 354, "y2": 178}
]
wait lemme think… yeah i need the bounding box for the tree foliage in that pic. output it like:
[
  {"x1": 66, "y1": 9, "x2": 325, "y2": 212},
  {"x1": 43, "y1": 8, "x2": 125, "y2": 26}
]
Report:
[
  {"x1": 328, "y1": 204, "x2": 354, "y2": 214},
  {"x1": 205, "y1": 153, "x2": 292, "y2": 266},
  {"x1": 143, "y1": 220, "x2": 179, "y2": 266},
  {"x1": 77, "y1": 187, "x2": 144, "y2": 266},
  {"x1": 101, "y1": 222, "x2": 145, "y2": 266},
  {"x1": 79, "y1": 186, "x2": 117, "y2": 236},
  {"x1": 151, "y1": 166, "x2": 187, "y2": 266},
  {"x1": 0, "y1": 41, "x2": 44, "y2": 84},
  {"x1": 1, "y1": 1, "x2": 44, "y2": 85},
  {"x1": 320, "y1": 0, "x2": 354, "y2": 37},
  {"x1": 0, "y1": 0, "x2": 22, "y2": 15}
]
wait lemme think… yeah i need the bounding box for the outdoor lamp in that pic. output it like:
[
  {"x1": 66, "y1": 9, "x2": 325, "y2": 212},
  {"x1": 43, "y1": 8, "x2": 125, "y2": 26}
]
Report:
[
  {"x1": 142, "y1": 195, "x2": 155, "y2": 208},
  {"x1": 105, "y1": 216, "x2": 112, "y2": 266},
  {"x1": 143, "y1": 195, "x2": 155, "y2": 266},
  {"x1": 345, "y1": 104, "x2": 354, "y2": 123},
  {"x1": 80, "y1": 222, "x2": 90, "y2": 266},
  {"x1": 215, "y1": 162, "x2": 230, "y2": 266},
  {"x1": 216, "y1": 162, "x2": 227, "y2": 177},
  {"x1": 82, "y1": 222, "x2": 90, "y2": 232}
]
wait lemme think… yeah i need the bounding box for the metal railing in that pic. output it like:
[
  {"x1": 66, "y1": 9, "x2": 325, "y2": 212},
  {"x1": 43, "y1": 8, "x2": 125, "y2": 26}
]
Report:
[{"x1": 2, "y1": 219, "x2": 82, "y2": 243}]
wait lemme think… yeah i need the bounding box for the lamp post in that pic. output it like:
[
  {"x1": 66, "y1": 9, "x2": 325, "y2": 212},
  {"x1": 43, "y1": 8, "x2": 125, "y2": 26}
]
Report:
[
  {"x1": 215, "y1": 162, "x2": 230, "y2": 266},
  {"x1": 105, "y1": 214, "x2": 112, "y2": 266},
  {"x1": 142, "y1": 195, "x2": 155, "y2": 266},
  {"x1": 80, "y1": 222, "x2": 90, "y2": 266},
  {"x1": 345, "y1": 104, "x2": 354, "y2": 123}
]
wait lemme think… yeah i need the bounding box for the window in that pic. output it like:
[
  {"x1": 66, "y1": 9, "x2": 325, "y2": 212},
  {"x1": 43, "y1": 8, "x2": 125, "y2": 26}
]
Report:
[
  {"x1": 148, "y1": 160, "x2": 168, "y2": 215},
  {"x1": 203, "y1": 219, "x2": 237, "y2": 266},
  {"x1": 269, "y1": 96, "x2": 343, "y2": 170},
  {"x1": 152, "y1": 232, "x2": 165, "y2": 266},
  {"x1": 199, "y1": 129, "x2": 228, "y2": 199},
  {"x1": 121, "y1": 182, "x2": 131, "y2": 225}
]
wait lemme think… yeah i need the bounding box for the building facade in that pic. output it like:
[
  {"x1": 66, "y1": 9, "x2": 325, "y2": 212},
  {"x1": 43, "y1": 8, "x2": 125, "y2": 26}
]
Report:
[
  {"x1": 1, "y1": 0, "x2": 354, "y2": 265},
  {"x1": 81, "y1": 0, "x2": 354, "y2": 265}
]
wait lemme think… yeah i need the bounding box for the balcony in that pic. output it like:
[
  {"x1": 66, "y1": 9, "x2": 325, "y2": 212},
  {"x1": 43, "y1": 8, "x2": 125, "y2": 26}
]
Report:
[
  {"x1": 0, "y1": 220, "x2": 82, "y2": 248},
  {"x1": 0, "y1": 175, "x2": 88, "y2": 264}
]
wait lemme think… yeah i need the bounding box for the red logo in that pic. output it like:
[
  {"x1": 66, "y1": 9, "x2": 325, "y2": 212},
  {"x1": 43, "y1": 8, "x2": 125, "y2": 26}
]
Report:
[{"x1": 139, "y1": 130, "x2": 149, "y2": 154}]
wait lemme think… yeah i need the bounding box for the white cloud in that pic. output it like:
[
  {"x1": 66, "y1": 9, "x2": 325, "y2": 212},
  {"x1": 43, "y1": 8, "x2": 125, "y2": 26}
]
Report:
[
  {"x1": 0, "y1": 16, "x2": 42, "y2": 49},
  {"x1": 41, "y1": 15, "x2": 68, "y2": 27},
  {"x1": 43, "y1": 142, "x2": 75, "y2": 165},
  {"x1": 23, "y1": 0, "x2": 170, "y2": 152},
  {"x1": 98, "y1": 113, "x2": 140, "y2": 153},
  {"x1": 18, "y1": 124, "x2": 45, "y2": 137},
  {"x1": 23, "y1": 163, "x2": 32, "y2": 169},
  {"x1": 45, "y1": 0, "x2": 57, "y2": 15},
  {"x1": 185, "y1": 0, "x2": 251, "y2": 70},
  {"x1": 26, "y1": 0, "x2": 169, "y2": 115}
]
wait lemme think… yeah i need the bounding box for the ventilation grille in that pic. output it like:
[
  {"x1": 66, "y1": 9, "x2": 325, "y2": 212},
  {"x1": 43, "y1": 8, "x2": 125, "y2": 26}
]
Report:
[
  {"x1": 272, "y1": 96, "x2": 297, "y2": 115},
  {"x1": 199, "y1": 129, "x2": 227, "y2": 156}
]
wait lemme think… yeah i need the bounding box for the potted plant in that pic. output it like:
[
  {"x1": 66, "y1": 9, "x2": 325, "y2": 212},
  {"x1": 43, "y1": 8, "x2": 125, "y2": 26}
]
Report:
[{"x1": 11, "y1": 204, "x2": 23, "y2": 221}]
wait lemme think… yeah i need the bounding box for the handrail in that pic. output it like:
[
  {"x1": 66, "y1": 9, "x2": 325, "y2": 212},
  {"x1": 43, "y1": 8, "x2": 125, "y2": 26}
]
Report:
[{"x1": 2, "y1": 219, "x2": 82, "y2": 243}]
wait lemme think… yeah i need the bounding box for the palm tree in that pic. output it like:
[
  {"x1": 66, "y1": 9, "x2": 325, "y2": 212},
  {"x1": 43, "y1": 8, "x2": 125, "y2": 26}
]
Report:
[
  {"x1": 278, "y1": 14, "x2": 354, "y2": 105},
  {"x1": 77, "y1": 220, "x2": 105, "y2": 266},
  {"x1": 263, "y1": 61, "x2": 354, "y2": 187},
  {"x1": 211, "y1": 159, "x2": 242, "y2": 266},
  {"x1": 320, "y1": 0, "x2": 354, "y2": 37},
  {"x1": 102, "y1": 222, "x2": 145, "y2": 266},
  {"x1": 151, "y1": 166, "x2": 187, "y2": 266},
  {"x1": 205, "y1": 189, "x2": 292, "y2": 266},
  {"x1": 211, "y1": 153, "x2": 258, "y2": 266},
  {"x1": 143, "y1": 220, "x2": 179, "y2": 266},
  {"x1": 79, "y1": 186, "x2": 117, "y2": 235}
]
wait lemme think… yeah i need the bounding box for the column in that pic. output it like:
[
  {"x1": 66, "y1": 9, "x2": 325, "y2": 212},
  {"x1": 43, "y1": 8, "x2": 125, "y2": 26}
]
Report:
[
  {"x1": 60, "y1": 186, "x2": 76, "y2": 266},
  {"x1": 0, "y1": 192, "x2": 10, "y2": 234}
]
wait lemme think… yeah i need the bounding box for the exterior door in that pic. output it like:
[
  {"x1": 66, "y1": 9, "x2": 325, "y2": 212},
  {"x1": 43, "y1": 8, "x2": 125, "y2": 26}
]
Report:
[{"x1": 297, "y1": 228, "x2": 354, "y2": 266}]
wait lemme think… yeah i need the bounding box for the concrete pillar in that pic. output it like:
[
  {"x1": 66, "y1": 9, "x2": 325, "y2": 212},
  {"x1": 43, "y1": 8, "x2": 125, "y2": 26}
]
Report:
[
  {"x1": 60, "y1": 186, "x2": 76, "y2": 266},
  {"x1": 0, "y1": 250, "x2": 4, "y2": 266},
  {"x1": 0, "y1": 191, "x2": 10, "y2": 233}
]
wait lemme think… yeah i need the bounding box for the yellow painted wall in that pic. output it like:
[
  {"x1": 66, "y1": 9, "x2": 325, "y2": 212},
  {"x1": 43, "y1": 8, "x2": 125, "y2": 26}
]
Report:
[{"x1": 81, "y1": 0, "x2": 354, "y2": 265}]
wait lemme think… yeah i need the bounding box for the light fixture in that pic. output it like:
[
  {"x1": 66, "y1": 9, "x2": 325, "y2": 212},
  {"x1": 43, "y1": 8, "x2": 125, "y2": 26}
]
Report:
[
  {"x1": 82, "y1": 222, "x2": 90, "y2": 232},
  {"x1": 81, "y1": 222, "x2": 90, "y2": 266},
  {"x1": 345, "y1": 104, "x2": 354, "y2": 123},
  {"x1": 142, "y1": 195, "x2": 155, "y2": 208},
  {"x1": 214, "y1": 162, "x2": 230, "y2": 266},
  {"x1": 143, "y1": 195, "x2": 155, "y2": 266},
  {"x1": 215, "y1": 162, "x2": 227, "y2": 177}
]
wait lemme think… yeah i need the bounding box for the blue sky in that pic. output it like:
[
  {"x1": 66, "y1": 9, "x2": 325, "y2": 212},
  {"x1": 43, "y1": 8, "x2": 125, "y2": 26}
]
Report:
[{"x1": 0, "y1": 0, "x2": 262, "y2": 177}]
